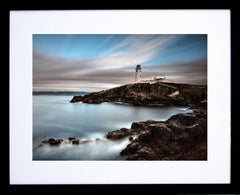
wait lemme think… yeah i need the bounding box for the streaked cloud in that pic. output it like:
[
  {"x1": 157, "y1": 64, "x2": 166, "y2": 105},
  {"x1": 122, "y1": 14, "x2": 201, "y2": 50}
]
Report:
[
  {"x1": 33, "y1": 34, "x2": 207, "y2": 91},
  {"x1": 142, "y1": 59, "x2": 207, "y2": 85}
]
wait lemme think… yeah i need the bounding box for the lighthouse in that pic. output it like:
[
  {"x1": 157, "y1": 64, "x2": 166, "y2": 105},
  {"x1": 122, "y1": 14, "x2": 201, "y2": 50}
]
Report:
[{"x1": 135, "y1": 65, "x2": 141, "y2": 83}]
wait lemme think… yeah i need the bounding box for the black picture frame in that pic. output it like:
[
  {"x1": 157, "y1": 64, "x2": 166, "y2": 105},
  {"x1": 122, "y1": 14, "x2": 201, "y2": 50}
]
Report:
[{"x1": 3, "y1": 2, "x2": 240, "y2": 194}]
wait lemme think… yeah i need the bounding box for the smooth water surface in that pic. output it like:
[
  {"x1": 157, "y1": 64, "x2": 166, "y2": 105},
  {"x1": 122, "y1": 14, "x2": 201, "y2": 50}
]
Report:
[{"x1": 33, "y1": 95, "x2": 190, "y2": 160}]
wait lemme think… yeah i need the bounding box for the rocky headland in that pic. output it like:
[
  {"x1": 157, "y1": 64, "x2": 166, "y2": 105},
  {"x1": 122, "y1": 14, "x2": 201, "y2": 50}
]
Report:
[
  {"x1": 67, "y1": 82, "x2": 208, "y2": 160},
  {"x1": 70, "y1": 82, "x2": 207, "y2": 107}
]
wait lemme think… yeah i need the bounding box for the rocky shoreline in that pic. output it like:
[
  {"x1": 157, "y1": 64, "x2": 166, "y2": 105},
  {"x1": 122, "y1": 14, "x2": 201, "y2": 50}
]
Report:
[
  {"x1": 36, "y1": 82, "x2": 207, "y2": 160},
  {"x1": 106, "y1": 107, "x2": 207, "y2": 160},
  {"x1": 37, "y1": 107, "x2": 207, "y2": 160},
  {"x1": 34, "y1": 136, "x2": 93, "y2": 148},
  {"x1": 69, "y1": 82, "x2": 207, "y2": 160},
  {"x1": 70, "y1": 82, "x2": 207, "y2": 107}
]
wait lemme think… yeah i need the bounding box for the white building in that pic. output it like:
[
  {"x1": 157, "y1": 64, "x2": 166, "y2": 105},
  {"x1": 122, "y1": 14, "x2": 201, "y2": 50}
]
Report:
[
  {"x1": 135, "y1": 64, "x2": 174, "y2": 83},
  {"x1": 135, "y1": 65, "x2": 142, "y2": 83}
]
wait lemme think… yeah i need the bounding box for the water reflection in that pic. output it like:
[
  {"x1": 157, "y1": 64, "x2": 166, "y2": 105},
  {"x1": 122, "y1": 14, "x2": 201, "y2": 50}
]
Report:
[{"x1": 33, "y1": 95, "x2": 190, "y2": 160}]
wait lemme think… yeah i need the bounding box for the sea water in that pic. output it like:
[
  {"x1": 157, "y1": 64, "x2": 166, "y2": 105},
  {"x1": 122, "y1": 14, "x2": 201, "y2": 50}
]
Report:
[{"x1": 33, "y1": 95, "x2": 190, "y2": 160}]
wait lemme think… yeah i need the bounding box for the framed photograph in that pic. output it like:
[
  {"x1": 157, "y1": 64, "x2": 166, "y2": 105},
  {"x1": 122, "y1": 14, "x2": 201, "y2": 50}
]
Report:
[{"x1": 9, "y1": 10, "x2": 231, "y2": 185}]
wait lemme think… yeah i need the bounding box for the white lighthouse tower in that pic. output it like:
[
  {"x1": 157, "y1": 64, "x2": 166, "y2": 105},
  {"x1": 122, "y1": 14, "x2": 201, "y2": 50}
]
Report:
[{"x1": 135, "y1": 65, "x2": 142, "y2": 83}]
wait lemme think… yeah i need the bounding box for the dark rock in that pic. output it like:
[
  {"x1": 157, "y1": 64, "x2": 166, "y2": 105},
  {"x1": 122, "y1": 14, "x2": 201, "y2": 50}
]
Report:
[
  {"x1": 50, "y1": 138, "x2": 63, "y2": 146},
  {"x1": 48, "y1": 138, "x2": 55, "y2": 142},
  {"x1": 41, "y1": 138, "x2": 54, "y2": 144},
  {"x1": 69, "y1": 82, "x2": 207, "y2": 107},
  {"x1": 106, "y1": 128, "x2": 136, "y2": 139},
  {"x1": 69, "y1": 136, "x2": 77, "y2": 140},
  {"x1": 70, "y1": 96, "x2": 83, "y2": 103},
  {"x1": 68, "y1": 137, "x2": 81, "y2": 145},
  {"x1": 72, "y1": 139, "x2": 80, "y2": 145},
  {"x1": 131, "y1": 121, "x2": 147, "y2": 130},
  {"x1": 129, "y1": 136, "x2": 134, "y2": 141},
  {"x1": 42, "y1": 138, "x2": 63, "y2": 146},
  {"x1": 120, "y1": 108, "x2": 207, "y2": 160}
]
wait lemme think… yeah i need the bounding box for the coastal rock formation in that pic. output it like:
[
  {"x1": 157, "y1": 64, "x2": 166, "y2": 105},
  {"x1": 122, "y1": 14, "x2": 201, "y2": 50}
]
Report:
[
  {"x1": 69, "y1": 82, "x2": 207, "y2": 160},
  {"x1": 42, "y1": 138, "x2": 63, "y2": 146},
  {"x1": 106, "y1": 127, "x2": 145, "y2": 140},
  {"x1": 70, "y1": 82, "x2": 207, "y2": 107},
  {"x1": 106, "y1": 128, "x2": 135, "y2": 139},
  {"x1": 41, "y1": 137, "x2": 84, "y2": 146},
  {"x1": 107, "y1": 108, "x2": 207, "y2": 160}
]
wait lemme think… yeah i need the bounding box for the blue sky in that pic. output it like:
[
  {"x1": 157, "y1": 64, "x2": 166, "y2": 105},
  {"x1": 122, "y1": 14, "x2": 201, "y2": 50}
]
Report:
[{"x1": 33, "y1": 34, "x2": 207, "y2": 92}]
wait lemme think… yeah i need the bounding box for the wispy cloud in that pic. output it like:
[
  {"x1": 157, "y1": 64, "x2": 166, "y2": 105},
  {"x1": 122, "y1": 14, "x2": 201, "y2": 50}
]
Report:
[
  {"x1": 142, "y1": 59, "x2": 207, "y2": 85},
  {"x1": 96, "y1": 35, "x2": 180, "y2": 68},
  {"x1": 33, "y1": 34, "x2": 207, "y2": 91},
  {"x1": 33, "y1": 50, "x2": 135, "y2": 91}
]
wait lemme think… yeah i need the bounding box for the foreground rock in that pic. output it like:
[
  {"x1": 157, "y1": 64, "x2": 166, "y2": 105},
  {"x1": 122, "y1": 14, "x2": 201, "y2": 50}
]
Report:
[
  {"x1": 106, "y1": 120, "x2": 158, "y2": 139},
  {"x1": 42, "y1": 138, "x2": 63, "y2": 146},
  {"x1": 107, "y1": 108, "x2": 207, "y2": 160},
  {"x1": 106, "y1": 127, "x2": 144, "y2": 140},
  {"x1": 70, "y1": 82, "x2": 207, "y2": 107},
  {"x1": 41, "y1": 137, "x2": 90, "y2": 146}
]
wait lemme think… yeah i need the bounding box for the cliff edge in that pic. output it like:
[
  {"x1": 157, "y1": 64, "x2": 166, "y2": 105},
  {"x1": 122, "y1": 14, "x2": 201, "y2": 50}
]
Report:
[{"x1": 70, "y1": 82, "x2": 207, "y2": 107}]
